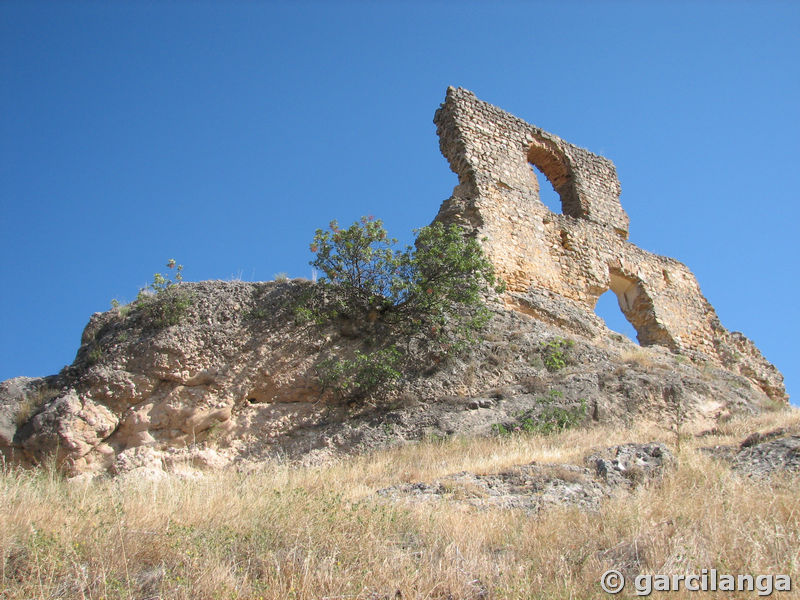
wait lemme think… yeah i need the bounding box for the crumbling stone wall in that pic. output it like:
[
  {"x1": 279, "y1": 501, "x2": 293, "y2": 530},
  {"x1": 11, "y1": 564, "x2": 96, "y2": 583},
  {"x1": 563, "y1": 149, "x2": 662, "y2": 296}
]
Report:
[{"x1": 434, "y1": 87, "x2": 786, "y2": 402}]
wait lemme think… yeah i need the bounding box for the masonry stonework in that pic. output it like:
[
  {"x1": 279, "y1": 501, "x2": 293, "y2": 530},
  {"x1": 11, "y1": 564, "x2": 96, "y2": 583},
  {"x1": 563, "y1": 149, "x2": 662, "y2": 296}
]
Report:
[{"x1": 433, "y1": 87, "x2": 787, "y2": 403}]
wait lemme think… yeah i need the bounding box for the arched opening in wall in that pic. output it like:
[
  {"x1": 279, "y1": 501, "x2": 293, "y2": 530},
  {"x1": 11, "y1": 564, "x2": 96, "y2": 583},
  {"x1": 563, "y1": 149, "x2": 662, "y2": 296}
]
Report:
[
  {"x1": 594, "y1": 289, "x2": 639, "y2": 344},
  {"x1": 530, "y1": 164, "x2": 562, "y2": 214},
  {"x1": 527, "y1": 141, "x2": 582, "y2": 218},
  {"x1": 597, "y1": 269, "x2": 674, "y2": 349}
]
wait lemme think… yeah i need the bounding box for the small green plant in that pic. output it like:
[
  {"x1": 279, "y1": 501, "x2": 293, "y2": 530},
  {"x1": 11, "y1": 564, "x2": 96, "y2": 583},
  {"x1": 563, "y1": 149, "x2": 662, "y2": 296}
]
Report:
[
  {"x1": 138, "y1": 287, "x2": 193, "y2": 328},
  {"x1": 533, "y1": 399, "x2": 588, "y2": 435},
  {"x1": 141, "y1": 258, "x2": 184, "y2": 294},
  {"x1": 135, "y1": 259, "x2": 192, "y2": 328},
  {"x1": 492, "y1": 393, "x2": 587, "y2": 437},
  {"x1": 110, "y1": 298, "x2": 133, "y2": 318},
  {"x1": 546, "y1": 389, "x2": 564, "y2": 401},
  {"x1": 491, "y1": 423, "x2": 510, "y2": 436},
  {"x1": 289, "y1": 286, "x2": 330, "y2": 326},
  {"x1": 316, "y1": 346, "x2": 402, "y2": 400},
  {"x1": 540, "y1": 338, "x2": 574, "y2": 372},
  {"x1": 247, "y1": 307, "x2": 269, "y2": 320},
  {"x1": 274, "y1": 272, "x2": 290, "y2": 282},
  {"x1": 423, "y1": 431, "x2": 446, "y2": 443},
  {"x1": 293, "y1": 304, "x2": 328, "y2": 326}
]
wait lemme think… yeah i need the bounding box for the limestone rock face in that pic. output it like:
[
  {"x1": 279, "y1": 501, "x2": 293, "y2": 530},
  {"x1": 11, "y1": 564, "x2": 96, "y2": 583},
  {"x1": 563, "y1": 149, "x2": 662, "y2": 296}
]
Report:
[
  {"x1": 0, "y1": 377, "x2": 61, "y2": 452},
  {"x1": 0, "y1": 278, "x2": 784, "y2": 476},
  {"x1": 586, "y1": 442, "x2": 675, "y2": 489},
  {"x1": 3, "y1": 281, "x2": 333, "y2": 474},
  {"x1": 704, "y1": 427, "x2": 800, "y2": 478},
  {"x1": 0, "y1": 378, "x2": 35, "y2": 449},
  {"x1": 18, "y1": 391, "x2": 118, "y2": 468}
]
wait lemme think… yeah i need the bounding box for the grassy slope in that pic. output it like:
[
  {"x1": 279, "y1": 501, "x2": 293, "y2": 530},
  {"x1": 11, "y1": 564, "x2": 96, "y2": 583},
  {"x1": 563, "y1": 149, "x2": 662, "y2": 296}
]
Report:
[{"x1": 2, "y1": 410, "x2": 799, "y2": 599}]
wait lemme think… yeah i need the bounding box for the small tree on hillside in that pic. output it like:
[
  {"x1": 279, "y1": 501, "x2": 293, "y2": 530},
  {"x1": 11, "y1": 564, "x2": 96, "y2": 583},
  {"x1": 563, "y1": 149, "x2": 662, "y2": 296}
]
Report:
[
  {"x1": 309, "y1": 217, "x2": 400, "y2": 323},
  {"x1": 307, "y1": 216, "x2": 503, "y2": 399}
]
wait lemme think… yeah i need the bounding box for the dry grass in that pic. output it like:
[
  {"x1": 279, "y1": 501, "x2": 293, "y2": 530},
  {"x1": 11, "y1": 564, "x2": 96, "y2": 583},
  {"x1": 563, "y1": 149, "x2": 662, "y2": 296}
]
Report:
[
  {"x1": 1, "y1": 409, "x2": 798, "y2": 599},
  {"x1": 618, "y1": 347, "x2": 655, "y2": 369}
]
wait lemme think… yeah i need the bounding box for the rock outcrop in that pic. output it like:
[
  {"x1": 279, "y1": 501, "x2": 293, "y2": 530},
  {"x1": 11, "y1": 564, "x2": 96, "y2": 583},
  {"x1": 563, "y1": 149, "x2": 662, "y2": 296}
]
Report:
[
  {"x1": 378, "y1": 442, "x2": 675, "y2": 513},
  {"x1": 0, "y1": 88, "x2": 787, "y2": 476},
  {"x1": 0, "y1": 279, "x2": 783, "y2": 477},
  {"x1": 703, "y1": 427, "x2": 800, "y2": 478}
]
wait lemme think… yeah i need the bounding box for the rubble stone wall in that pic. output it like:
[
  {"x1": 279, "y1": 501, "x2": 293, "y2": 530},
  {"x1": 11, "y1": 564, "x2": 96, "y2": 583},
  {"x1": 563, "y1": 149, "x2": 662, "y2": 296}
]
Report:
[{"x1": 433, "y1": 87, "x2": 786, "y2": 402}]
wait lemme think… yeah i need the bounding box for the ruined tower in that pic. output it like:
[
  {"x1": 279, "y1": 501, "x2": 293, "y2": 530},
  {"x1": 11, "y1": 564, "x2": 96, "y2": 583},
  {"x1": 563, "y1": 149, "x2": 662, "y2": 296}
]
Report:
[{"x1": 434, "y1": 87, "x2": 786, "y2": 402}]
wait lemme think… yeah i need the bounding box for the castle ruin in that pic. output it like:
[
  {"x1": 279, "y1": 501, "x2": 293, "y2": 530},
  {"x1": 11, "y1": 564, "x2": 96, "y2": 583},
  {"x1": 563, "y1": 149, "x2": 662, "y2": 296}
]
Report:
[{"x1": 433, "y1": 87, "x2": 786, "y2": 402}]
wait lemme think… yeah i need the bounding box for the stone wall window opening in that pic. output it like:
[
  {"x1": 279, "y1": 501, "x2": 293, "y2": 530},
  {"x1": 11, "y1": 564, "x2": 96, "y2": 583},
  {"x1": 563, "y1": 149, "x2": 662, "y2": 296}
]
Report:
[
  {"x1": 530, "y1": 163, "x2": 562, "y2": 214},
  {"x1": 595, "y1": 271, "x2": 643, "y2": 344},
  {"x1": 595, "y1": 289, "x2": 639, "y2": 344},
  {"x1": 526, "y1": 142, "x2": 582, "y2": 219}
]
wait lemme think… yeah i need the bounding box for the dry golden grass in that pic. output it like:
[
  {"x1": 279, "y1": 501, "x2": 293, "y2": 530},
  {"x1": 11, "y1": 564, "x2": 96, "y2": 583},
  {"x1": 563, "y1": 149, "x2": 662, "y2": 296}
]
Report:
[
  {"x1": 1, "y1": 408, "x2": 798, "y2": 599},
  {"x1": 618, "y1": 347, "x2": 656, "y2": 369}
]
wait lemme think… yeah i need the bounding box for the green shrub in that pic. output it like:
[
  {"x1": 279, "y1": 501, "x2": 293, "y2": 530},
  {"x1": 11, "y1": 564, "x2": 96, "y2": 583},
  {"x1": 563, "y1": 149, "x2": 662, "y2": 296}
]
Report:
[
  {"x1": 293, "y1": 305, "x2": 317, "y2": 324},
  {"x1": 316, "y1": 346, "x2": 402, "y2": 400},
  {"x1": 307, "y1": 216, "x2": 502, "y2": 399},
  {"x1": 137, "y1": 286, "x2": 193, "y2": 328},
  {"x1": 492, "y1": 393, "x2": 587, "y2": 437},
  {"x1": 86, "y1": 345, "x2": 104, "y2": 365},
  {"x1": 491, "y1": 423, "x2": 510, "y2": 436},
  {"x1": 289, "y1": 286, "x2": 331, "y2": 326},
  {"x1": 531, "y1": 399, "x2": 588, "y2": 435},
  {"x1": 145, "y1": 258, "x2": 184, "y2": 292},
  {"x1": 540, "y1": 338, "x2": 574, "y2": 372},
  {"x1": 132, "y1": 259, "x2": 192, "y2": 329},
  {"x1": 110, "y1": 298, "x2": 133, "y2": 319},
  {"x1": 310, "y1": 217, "x2": 501, "y2": 339},
  {"x1": 246, "y1": 307, "x2": 269, "y2": 320}
]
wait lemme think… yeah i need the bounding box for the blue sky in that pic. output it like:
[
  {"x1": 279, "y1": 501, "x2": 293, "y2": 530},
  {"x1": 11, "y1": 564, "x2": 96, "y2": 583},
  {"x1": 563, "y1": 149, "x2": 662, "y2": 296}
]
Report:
[{"x1": 1, "y1": 1, "x2": 798, "y2": 403}]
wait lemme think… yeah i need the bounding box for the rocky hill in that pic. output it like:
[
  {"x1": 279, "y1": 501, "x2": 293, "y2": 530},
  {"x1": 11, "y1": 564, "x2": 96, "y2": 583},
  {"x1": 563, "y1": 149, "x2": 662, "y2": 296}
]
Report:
[
  {"x1": 0, "y1": 277, "x2": 784, "y2": 478},
  {"x1": 0, "y1": 89, "x2": 788, "y2": 478}
]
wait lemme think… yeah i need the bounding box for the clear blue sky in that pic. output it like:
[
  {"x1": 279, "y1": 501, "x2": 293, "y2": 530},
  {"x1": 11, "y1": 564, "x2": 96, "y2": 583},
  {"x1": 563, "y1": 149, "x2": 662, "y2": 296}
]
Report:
[{"x1": 1, "y1": 1, "x2": 798, "y2": 403}]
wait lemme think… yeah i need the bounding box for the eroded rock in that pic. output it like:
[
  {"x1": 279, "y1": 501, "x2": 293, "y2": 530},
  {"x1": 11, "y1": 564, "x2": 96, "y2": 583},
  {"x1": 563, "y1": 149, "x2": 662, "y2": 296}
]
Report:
[
  {"x1": 704, "y1": 428, "x2": 800, "y2": 479},
  {"x1": 378, "y1": 442, "x2": 676, "y2": 513},
  {"x1": 17, "y1": 391, "x2": 118, "y2": 468}
]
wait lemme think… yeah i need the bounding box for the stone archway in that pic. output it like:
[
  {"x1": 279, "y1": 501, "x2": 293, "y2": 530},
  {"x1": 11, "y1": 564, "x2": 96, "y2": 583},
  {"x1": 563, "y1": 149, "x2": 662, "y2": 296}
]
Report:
[
  {"x1": 604, "y1": 269, "x2": 675, "y2": 349},
  {"x1": 527, "y1": 137, "x2": 582, "y2": 218},
  {"x1": 594, "y1": 289, "x2": 639, "y2": 342}
]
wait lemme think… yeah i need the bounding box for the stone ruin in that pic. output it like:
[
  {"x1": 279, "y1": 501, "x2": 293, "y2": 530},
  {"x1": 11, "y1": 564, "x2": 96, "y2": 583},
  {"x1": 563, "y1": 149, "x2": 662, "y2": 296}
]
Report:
[{"x1": 433, "y1": 87, "x2": 786, "y2": 403}]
